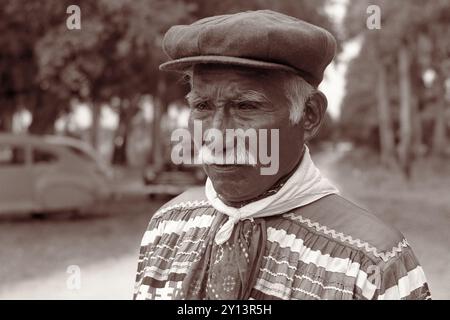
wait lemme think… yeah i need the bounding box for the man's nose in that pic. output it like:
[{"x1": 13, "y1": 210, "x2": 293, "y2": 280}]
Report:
[{"x1": 211, "y1": 107, "x2": 231, "y2": 131}]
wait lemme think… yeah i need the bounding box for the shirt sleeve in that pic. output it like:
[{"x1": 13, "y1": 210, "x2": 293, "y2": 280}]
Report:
[
  {"x1": 374, "y1": 245, "x2": 431, "y2": 300},
  {"x1": 133, "y1": 215, "x2": 163, "y2": 299}
]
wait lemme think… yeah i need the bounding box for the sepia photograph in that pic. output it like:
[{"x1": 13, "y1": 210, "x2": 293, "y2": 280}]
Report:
[{"x1": 0, "y1": 0, "x2": 449, "y2": 303}]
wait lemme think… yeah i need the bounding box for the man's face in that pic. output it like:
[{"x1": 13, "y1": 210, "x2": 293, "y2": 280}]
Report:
[{"x1": 188, "y1": 64, "x2": 305, "y2": 204}]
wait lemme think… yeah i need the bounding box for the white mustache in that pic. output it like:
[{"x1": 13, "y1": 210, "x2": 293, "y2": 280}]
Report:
[{"x1": 197, "y1": 143, "x2": 257, "y2": 166}]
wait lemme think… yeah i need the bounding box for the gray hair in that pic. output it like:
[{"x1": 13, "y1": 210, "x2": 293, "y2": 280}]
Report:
[
  {"x1": 282, "y1": 72, "x2": 314, "y2": 124},
  {"x1": 183, "y1": 67, "x2": 314, "y2": 124}
]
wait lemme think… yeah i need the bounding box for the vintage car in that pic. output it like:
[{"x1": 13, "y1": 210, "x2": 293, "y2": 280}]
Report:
[
  {"x1": 142, "y1": 162, "x2": 206, "y2": 199},
  {"x1": 0, "y1": 133, "x2": 114, "y2": 215}
]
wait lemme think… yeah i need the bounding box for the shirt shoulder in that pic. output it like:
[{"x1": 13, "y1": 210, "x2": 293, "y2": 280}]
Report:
[
  {"x1": 274, "y1": 195, "x2": 430, "y2": 299},
  {"x1": 283, "y1": 194, "x2": 406, "y2": 261},
  {"x1": 159, "y1": 186, "x2": 207, "y2": 208},
  {"x1": 152, "y1": 186, "x2": 210, "y2": 219}
]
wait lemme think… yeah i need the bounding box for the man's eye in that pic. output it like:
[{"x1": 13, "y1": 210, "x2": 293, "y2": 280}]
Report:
[
  {"x1": 193, "y1": 102, "x2": 210, "y2": 111},
  {"x1": 237, "y1": 102, "x2": 258, "y2": 110}
]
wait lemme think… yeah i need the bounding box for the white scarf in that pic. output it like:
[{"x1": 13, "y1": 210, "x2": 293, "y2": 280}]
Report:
[{"x1": 205, "y1": 146, "x2": 339, "y2": 245}]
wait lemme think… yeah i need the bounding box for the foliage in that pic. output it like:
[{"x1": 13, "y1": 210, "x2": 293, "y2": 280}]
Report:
[
  {"x1": 340, "y1": 0, "x2": 450, "y2": 158},
  {"x1": 0, "y1": 0, "x2": 339, "y2": 163}
]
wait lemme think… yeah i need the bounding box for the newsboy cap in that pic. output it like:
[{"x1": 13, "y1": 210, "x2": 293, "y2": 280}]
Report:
[{"x1": 159, "y1": 10, "x2": 337, "y2": 87}]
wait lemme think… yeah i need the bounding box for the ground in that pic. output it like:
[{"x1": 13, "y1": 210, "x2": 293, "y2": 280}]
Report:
[
  {"x1": 0, "y1": 145, "x2": 449, "y2": 299},
  {"x1": 0, "y1": 195, "x2": 162, "y2": 299}
]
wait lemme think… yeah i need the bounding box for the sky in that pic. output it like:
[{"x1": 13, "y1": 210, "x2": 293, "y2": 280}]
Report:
[{"x1": 320, "y1": 38, "x2": 361, "y2": 119}]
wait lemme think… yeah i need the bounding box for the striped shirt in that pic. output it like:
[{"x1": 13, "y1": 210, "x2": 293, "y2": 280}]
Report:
[{"x1": 134, "y1": 187, "x2": 431, "y2": 300}]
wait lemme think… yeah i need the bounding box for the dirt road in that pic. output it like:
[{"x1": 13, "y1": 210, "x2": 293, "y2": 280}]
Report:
[{"x1": 0, "y1": 196, "x2": 164, "y2": 299}]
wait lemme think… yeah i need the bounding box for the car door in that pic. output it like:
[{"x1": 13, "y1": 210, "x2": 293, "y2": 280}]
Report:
[
  {"x1": 32, "y1": 144, "x2": 97, "y2": 212},
  {"x1": 0, "y1": 142, "x2": 34, "y2": 214},
  {"x1": 30, "y1": 145, "x2": 65, "y2": 211}
]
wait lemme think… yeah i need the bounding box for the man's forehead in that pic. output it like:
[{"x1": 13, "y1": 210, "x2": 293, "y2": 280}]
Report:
[{"x1": 188, "y1": 64, "x2": 293, "y2": 106}]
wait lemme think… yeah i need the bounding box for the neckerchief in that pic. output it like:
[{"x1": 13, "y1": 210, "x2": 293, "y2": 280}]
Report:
[{"x1": 206, "y1": 145, "x2": 339, "y2": 245}]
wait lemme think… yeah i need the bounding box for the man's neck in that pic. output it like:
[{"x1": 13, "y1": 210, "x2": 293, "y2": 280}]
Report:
[{"x1": 219, "y1": 147, "x2": 306, "y2": 208}]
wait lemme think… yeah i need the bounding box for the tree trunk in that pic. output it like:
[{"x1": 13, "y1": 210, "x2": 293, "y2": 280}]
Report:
[
  {"x1": 90, "y1": 102, "x2": 100, "y2": 149},
  {"x1": 432, "y1": 72, "x2": 448, "y2": 156},
  {"x1": 28, "y1": 91, "x2": 60, "y2": 135},
  {"x1": 0, "y1": 100, "x2": 14, "y2": 132},
  {"x1": 112, "y1": 108, "x2": 128, "y2": 165},
  {"x1": 112, "y1": 97, "x2": 140, "y2": 166},
  {"x1": 398, "y1": 45, "x2": 414, "y2": 178},
  {"x1": 150, "y1": 81, "x2": 166, "y2": 169},
  {"x1": 376, "y1": 62, "x2": 396, "y2": 167},
  {"x1": 410, "y1": 59, "x2": 425, "y2": 158}
]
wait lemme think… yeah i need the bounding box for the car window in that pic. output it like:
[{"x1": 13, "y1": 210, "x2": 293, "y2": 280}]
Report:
[
  {"x1": 65, "y1": 145, "x2": 95, "y2": 162},
  {"x1": 32, "y1": 148, "x2": 58, "y2": 164},
  {"x1": 0, "y1": 145, "x2": 25, "y2": 166}
]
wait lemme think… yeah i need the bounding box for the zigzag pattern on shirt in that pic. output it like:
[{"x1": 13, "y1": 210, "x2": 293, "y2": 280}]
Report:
[
  {"x1": 153, "y1": 200, "x2": 211, "y2": 219},
  {"x1": 150, "y1": 200, "x2": 409, "y2": 262},
  {"x1": 283, "y1": 212, "x2": 409, "y2": 262}
]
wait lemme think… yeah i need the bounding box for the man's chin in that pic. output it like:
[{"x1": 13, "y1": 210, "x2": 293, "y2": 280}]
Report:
[
  {"x1": 214, "y1": 188, "x2": 252, "y2": 205},
  {"x1": 206, "y1": 164, "x2": 261, "y2": 185},
  {"x1": 207, "y1": 177, "x2": 253, "y2": 204}
]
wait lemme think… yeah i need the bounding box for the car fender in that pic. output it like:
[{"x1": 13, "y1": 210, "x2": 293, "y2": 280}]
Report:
[{"x1": 34, "y1": 174, "x2": 96, "y2": 211}]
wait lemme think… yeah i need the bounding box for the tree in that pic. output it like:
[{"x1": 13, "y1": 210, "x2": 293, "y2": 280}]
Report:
[
  {"x1": 341, "y1": 0, "x2": 450, "y2": 173},
  {"x1": 376, "y1": 56, "x2": 396, "y2": 166},
  {"x1": 0, "y1": 0, "x2": 72, "y2": 133},
  {"x1": 35, "y1": 0, "x2": 194, "y2": 159},
  {"x1": 1, "y1": 0, "x2": 341, "y2": 165}
]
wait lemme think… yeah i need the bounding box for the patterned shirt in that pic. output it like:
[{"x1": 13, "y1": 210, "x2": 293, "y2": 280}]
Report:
[{"x1": 134, "y1": 187, "x2": 431, "y2": 300}]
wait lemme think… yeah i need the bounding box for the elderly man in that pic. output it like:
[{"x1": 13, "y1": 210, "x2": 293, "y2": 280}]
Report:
[{"x1": 134, "y1": 10, "x2": 431, "y2": 300}]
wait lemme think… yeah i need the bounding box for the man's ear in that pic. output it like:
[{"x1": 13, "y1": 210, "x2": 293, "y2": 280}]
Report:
[{"x1": 303, "y1": 90, "x2": 327, "y2": 142}]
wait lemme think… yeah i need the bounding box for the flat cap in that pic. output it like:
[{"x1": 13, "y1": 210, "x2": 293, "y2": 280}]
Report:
[{"x1": 160, "y1": 10, "x2": 337, "y2": 87}]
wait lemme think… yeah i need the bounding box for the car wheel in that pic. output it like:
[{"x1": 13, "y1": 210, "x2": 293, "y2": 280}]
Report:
[{"x1": 30, "y1": 212, "x2": 48, "y2": 220}]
